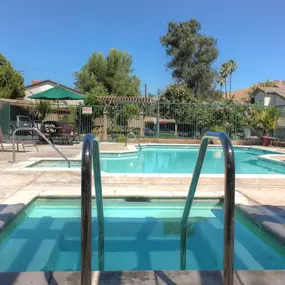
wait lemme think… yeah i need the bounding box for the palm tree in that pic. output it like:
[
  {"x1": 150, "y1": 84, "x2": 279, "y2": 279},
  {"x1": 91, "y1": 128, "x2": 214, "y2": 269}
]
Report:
[
  {"x1": 220, "y1": 63, "x2": 229, "y2": 99},
  {"x1": 227, "y1": 60, "x2": 238, "y2": 98},
  {"x1": 216, "y1": 76, "x2": 225, "y2": 91}
]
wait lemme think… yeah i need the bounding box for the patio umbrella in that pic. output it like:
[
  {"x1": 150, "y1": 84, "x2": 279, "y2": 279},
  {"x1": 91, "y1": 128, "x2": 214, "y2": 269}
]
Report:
[{"x1": 29, "y1": 86, "x2": 83, "y2": 118}]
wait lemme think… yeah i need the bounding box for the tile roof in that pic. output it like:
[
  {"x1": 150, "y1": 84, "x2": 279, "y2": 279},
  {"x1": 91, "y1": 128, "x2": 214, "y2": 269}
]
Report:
[{"x1": 258, "y1": 86, "x2": 285, "y2": 99}]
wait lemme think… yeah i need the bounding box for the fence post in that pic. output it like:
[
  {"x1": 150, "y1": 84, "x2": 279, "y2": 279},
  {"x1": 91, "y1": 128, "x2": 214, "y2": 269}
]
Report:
[
  {"x1": 156, "y1": 101, "x2": 160, "y2": 137},
  {"x1": 103, "y1": 110, "x2": 108, "y2": 141},
  {"x1": 140, "y1": 111, "x2": 144, "y2": 137}
]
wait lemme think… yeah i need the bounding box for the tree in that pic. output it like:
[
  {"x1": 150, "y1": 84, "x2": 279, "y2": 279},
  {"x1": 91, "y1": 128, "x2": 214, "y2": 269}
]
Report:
[
  {"x1": 74, "y1": 49, "x2": 141, "y2": 101},
  {"x1": 160, "y1": 83, "x2": 196, "y2": 135},
  {"x1": 220, "y1": 63, "x2": 229, "y2": 98},
  {"x1": 227, "y1": 60, "x2": 238, "y2": 98},
  {"x1": 219, "y1": 60, "x2": 237, "y2": 99},
  {"x1": 31, "y1": 100, "x2": 51, "y2": 121},
  {"x1": 216, "y1": 75, "x2": 225, "y2": 91},
  {"x1": 252, "y1": 107, "x2": 278, "y2": 135},
  {"x1": 84, "y1": 84, "x2": 109, "y2": 105},
  {"x1": 0, "y1": 53, "x2": 25, "y2": 99},
  {"x1": 259, "y1": 79, "x2": 276, "y2": 88},
  {"x1": 160, "y1": 19, "x2": 218, "y2": 96}
]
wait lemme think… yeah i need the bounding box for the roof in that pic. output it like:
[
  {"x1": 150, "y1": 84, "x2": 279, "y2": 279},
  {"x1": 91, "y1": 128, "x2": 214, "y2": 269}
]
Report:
[
  {"x1": 96, "y1": 96, "x2": 152, "y2": 104},
  {"x1": 255, "y1": 86, "x2": 285, "y2": 99},
  {"x1": 25, "y1": 80, "x2": 83, "y2": 95}
]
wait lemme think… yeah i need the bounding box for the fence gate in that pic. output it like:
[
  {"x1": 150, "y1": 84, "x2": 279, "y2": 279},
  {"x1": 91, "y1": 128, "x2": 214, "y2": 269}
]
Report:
[
  {"x1": 78, "y1": 105, "x2": 105, "y2": 141},
  {"x1": 0, "y1": 102, "x2": 10, "y2": 139}
]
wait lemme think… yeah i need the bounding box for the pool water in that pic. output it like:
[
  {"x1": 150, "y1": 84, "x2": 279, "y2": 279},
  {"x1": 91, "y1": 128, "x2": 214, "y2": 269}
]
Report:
[
  {"x1": 27, "y1": 146, "x2": 284, "y2": 174},
  {"x1": 0, "y1": 199, "x2": 285, "y2": 272},
  {"x1": 101, "y1": 146, "x2": 284, "y2": 174}
]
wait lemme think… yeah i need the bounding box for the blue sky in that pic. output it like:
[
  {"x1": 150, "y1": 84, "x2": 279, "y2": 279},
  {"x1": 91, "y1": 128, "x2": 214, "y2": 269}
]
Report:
[{"x1": 1, "y1": 0, "x2": 285, "y2": 94}]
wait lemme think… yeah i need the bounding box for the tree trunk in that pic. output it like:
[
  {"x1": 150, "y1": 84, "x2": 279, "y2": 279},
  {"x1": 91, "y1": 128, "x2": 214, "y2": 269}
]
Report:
[
  {"x1": 175, "y1": 120, "x2": 178, "y2": 136},
  {"x1": 225, "y1": 79, "x2": 228, "y2": 99},
  {"x1": 229, "y1": 73, "x2": 232, "y2": 98}
]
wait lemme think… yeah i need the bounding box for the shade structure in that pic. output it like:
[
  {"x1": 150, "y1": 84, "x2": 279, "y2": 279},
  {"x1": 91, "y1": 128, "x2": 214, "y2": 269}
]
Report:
[{"x1": 29, "y1": 86, "x2": 83, "y2": 100}]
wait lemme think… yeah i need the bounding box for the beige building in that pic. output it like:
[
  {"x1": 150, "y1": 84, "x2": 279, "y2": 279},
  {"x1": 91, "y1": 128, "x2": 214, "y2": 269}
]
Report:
[{"x1": 25, "y1": 80, "x2": 84, "y2": 106}]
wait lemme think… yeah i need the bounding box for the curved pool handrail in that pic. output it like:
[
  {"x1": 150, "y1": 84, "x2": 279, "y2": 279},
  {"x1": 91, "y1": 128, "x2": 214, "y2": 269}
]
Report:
[
  {"x1": 127, "y1": 132, "x2": 141, "y2": 150},
  {"x1": 12, "y1": 127, "x2": 71, "y2": 168},
  {"x1": 81, "y1": 133, "x2": 104, "y2": 285},
  {"x1": 180, "y1": 131, "x2": 235, "y2": 285}
]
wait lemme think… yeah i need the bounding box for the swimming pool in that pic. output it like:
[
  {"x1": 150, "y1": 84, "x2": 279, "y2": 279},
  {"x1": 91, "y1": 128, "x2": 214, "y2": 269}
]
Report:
[
  {"x1": 0, "y1": 199, "x2": 285, "y2": 272},
  {"x1": 27, "y1": 145, "x2": 285, "y2": 175}
]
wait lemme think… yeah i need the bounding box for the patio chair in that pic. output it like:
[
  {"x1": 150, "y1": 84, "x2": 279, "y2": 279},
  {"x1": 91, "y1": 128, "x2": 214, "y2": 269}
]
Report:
[
  {"x1": 272, "y1": 127, "x2": 285, "y2": 147},
  {"x1": 0, "y1": 127, "x2": 38, "y2": 152},
  {"x1": 243, "y1": 128, "x2": 261, "y2": 145}
]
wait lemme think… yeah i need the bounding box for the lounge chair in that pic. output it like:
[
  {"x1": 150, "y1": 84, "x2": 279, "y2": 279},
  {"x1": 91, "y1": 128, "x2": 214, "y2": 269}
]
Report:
[
  {"x1": 272, "y1": 128, "x2": 285, "y2": 146},
  {"x1": 0, "y1": 127, "x2": 38, "y2": 152}
]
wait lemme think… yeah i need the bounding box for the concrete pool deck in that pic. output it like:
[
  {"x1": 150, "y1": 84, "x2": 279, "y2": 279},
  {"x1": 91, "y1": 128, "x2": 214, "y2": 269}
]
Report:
[
  {"x1": 1, "y1": 142, "x2": 285, "y2": 206},
  {"x1": 1, "y1": 270, "x2": 285, "y2": 285}
]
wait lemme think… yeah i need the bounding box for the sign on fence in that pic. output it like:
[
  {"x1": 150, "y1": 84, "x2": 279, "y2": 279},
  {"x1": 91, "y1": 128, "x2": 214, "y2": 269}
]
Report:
[{"x1": 82, "y1": 107, "x2": 92, "y2": 114}]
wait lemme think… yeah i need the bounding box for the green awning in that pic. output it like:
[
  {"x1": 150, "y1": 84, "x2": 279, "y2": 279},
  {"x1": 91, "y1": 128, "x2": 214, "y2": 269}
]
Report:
[{"x1": 29, "y1": 86, "x2": 83, "y2": 100}]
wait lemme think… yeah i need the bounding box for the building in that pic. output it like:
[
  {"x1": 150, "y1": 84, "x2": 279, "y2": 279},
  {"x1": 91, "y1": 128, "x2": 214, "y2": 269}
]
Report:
[
  {"x1": 25, "y1": 80, "x2": 84, "y2": 106},
  {"x1": 253, "y1": 85, "x2": 285, "y2": 106}
]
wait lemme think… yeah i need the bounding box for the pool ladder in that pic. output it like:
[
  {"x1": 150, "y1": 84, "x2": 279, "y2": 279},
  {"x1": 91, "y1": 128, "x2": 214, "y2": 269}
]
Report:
[
  {"x1": 126, "y1": 131, "x2": 142, "y2": 150},
  {"x1": 180, "y1": 131, "x2": 235, "y2": 285},
  {"x1": 81, "y1": 134, "x2": 104, "y2": 285},
  {"x1": 80, "y1": 131, "x2": 235, "y2": 285}
]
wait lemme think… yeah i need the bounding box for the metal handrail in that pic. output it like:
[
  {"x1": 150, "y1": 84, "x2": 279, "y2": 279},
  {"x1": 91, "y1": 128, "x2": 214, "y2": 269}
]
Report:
[
  {"x1": 126, "y1": 132, "x2": 141, "y2": 150},
  {"x1": 12, "y1": 127, "x2": 70, "y2": 168},
  {"x1": 180, "y1": 131, "x2": 235, "y2": 285},
  {"x1": 81, "y1": 134, "x2": 104, "y2": 285}
]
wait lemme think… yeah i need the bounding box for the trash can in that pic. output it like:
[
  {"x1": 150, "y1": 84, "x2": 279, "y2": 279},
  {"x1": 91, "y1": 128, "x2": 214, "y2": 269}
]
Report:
[{"x1": 262, "y1": 136, "x2": 271, "y2": 147}]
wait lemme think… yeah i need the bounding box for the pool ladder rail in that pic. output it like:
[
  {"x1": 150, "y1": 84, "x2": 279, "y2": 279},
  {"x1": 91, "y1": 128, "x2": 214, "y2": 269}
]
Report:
[
  {"x1": 180, "y1": 131, "x2": 235, "y2": 285},
  {"x1": 80, "y1": 131, "x2": 235, "y2": 285},
  {"x1": 126, "y1": 131, "x2": 142, "y2": 150},
  {"x1": 81, "y1": 134, "x2": 104, "y2": 285},
  {"x1": 12, "y1": 127, "x2": 71, "y2": 167}
]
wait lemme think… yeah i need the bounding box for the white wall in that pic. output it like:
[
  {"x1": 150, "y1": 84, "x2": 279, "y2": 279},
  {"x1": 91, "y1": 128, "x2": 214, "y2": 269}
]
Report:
[
  {"x1": 25, "y1": 83, "x2": 55, "y2": 99},
  {"x1": 264, "y1": 94, "x2": 276, "y2": 106},
  {"x1": 25, "y1": 82, "x2": 84, "y2": 106}
]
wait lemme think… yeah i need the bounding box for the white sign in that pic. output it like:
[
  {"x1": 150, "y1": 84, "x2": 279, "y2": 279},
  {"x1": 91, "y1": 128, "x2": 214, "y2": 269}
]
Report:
[{"x1": 82, "y1": 107, "x2": 93, "y2": 114}]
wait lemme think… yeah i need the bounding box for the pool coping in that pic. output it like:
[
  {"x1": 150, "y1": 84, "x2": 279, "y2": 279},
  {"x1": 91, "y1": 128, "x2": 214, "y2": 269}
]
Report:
[{"x1": 1, "y1": 270, "x2": 285, "y2": 285}]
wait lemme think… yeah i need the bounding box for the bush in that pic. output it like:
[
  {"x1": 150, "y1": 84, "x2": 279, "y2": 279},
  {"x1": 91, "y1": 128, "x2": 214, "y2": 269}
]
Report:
[
  {"x1": 159, "y1": 133, "x2": 178, "y2": 138},
  {"x1": 210, "y1": 125, "x2": 225, "y2": 132},
  {"x1": 115, "y1": 134, "x2": 126, "y2": 143}
]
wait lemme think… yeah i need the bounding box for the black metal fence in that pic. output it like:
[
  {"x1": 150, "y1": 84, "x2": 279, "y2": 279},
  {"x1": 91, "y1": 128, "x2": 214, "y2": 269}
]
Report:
[{"x1": 0, "y1": 101, "x2": 280, "y2": 142}]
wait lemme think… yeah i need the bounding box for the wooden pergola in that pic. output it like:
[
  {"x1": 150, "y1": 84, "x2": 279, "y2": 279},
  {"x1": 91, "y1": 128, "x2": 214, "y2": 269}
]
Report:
[{"x1": 96, "y1": 96, "x2": 153, "y2": 105}]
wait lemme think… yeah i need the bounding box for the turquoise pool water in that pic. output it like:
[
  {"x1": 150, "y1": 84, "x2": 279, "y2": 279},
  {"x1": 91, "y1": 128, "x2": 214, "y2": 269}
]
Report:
[
  {"x1": 0, "y1": 199, "x2": 285, "y2": 272},
  {"x1": 28, "y1": 146, "x2": 285, "y2": 174},
  {"x1": 101, "y1": 146, "x2": 284, "y2": 174}
]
